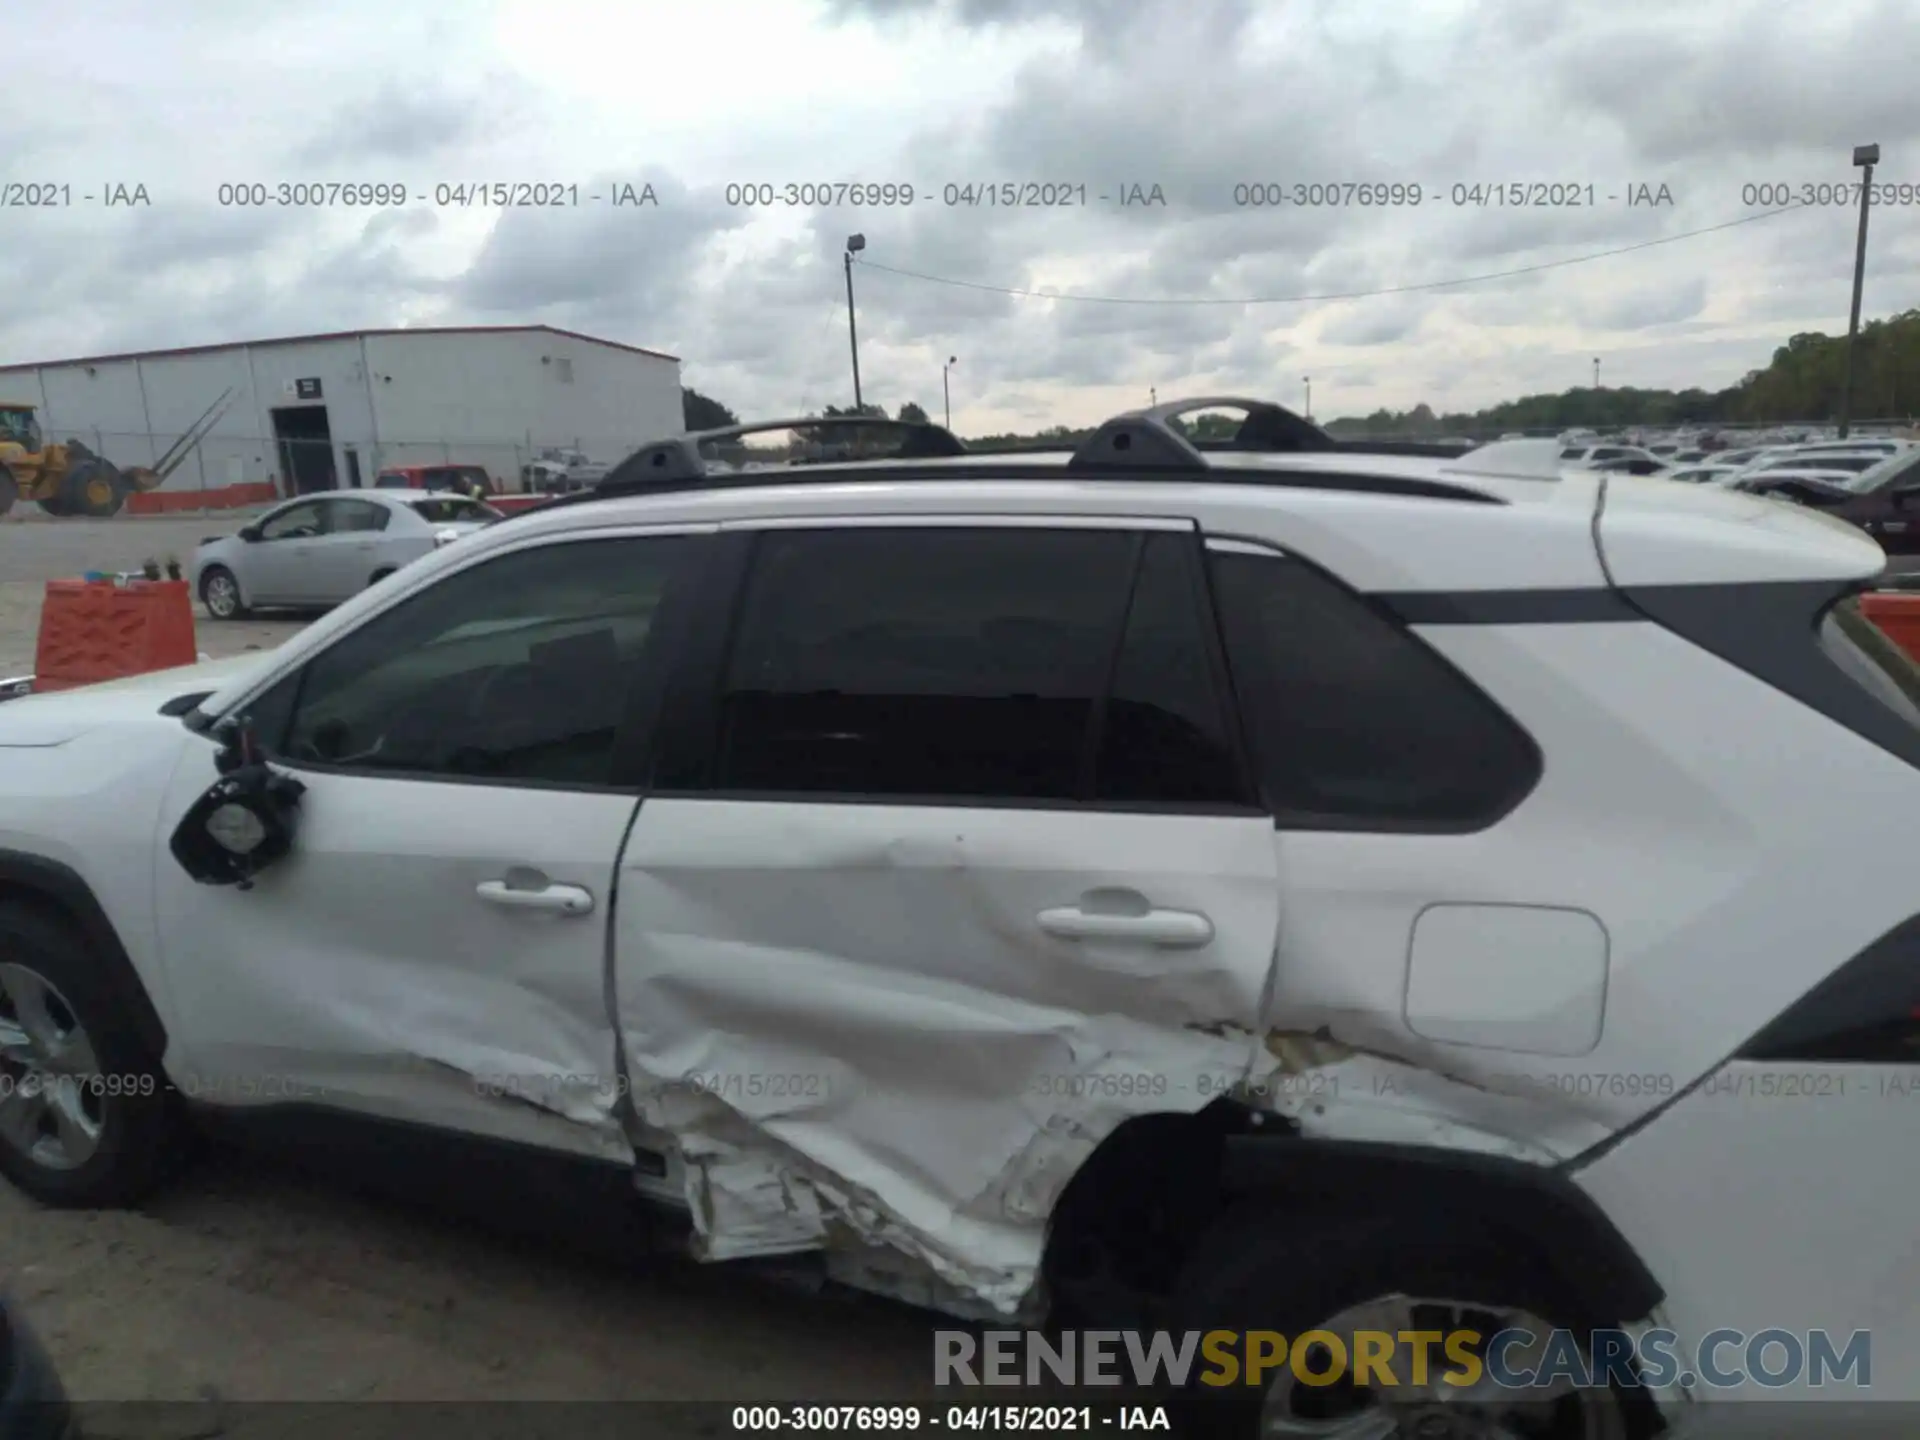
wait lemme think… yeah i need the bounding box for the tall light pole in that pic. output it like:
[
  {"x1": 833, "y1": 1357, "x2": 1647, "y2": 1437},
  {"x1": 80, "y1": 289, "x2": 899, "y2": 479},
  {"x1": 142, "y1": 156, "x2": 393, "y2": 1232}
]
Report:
[
  {"x1": 1593, "y1": 357, "x2": 1600, "y2": 389},
  {"x1": 1838, "y1": 143, "x2": 1881, "y2": 440},
  {"x1": 943, "y1": 355, "x2": 957, "y2": 428},
  {"x1": 1303, "y1": 376, "x2": 1312, "y2": 419},
  {"x1": 843, "y1": 234, "x2": 866, "y2": 410}
]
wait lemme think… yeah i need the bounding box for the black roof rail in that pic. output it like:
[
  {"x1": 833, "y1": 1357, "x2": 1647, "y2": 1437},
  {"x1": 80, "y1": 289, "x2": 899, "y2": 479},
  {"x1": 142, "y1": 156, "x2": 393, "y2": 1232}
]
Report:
[
  {"x1": 596, "y1": 415, "x2": 967, "y2": 493},
  {"x1": 1066, "y1": 396, "x2": 1336, "y2": 474}
]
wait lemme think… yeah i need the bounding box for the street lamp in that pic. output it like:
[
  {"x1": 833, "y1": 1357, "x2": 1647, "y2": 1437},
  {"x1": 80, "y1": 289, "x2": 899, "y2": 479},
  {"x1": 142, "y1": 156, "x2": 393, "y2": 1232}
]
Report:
[
  {"x1": 1838, "y1": 143, "x2": 1881, "y2": 440},
  {"x1": 1593, "y1": 357, "x2": 1601, "y2": 389},
  {"x1": 942, "y1": 356, "x2": 957, "y2": 429},
  {"x1": 1303, "y1": 376, "x2": 1311, "y2": 419},
  {"x1": 843, "y1": 234, "x2": 866, "y2": 410}
]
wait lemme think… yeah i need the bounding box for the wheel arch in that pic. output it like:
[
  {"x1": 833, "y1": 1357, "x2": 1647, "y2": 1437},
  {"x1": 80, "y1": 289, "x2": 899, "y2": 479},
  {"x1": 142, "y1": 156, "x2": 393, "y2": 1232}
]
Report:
[
  {"x1": 1217, "y1": 1133, "x2": 1667, "y2": 1328},
  {"x1": 1039, "y1": 1109, "x2": 1665, "y2": 1332},
  {"x1": 0, "y1": 848, "x2": 169, "y2": 1061}
]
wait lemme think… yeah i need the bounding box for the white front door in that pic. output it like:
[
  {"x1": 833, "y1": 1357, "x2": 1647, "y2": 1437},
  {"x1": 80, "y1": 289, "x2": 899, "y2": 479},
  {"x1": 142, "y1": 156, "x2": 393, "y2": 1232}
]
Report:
[
  {"x1": 612, "y1": 519, "x2": 1284, "y2": 1309},
  {"x1": 153, "y1": 526, "x2": 710, "y2": 1161}
]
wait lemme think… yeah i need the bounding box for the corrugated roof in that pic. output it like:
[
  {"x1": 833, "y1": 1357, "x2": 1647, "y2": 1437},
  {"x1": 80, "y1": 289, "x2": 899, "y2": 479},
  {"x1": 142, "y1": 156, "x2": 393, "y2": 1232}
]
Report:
[{"x1": 0, "y1": 324, "x2": 679, "y2": 371}]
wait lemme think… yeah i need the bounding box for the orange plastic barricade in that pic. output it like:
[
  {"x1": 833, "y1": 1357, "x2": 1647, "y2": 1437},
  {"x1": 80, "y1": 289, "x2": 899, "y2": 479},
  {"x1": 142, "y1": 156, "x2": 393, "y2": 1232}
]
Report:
[{"x1": 33, "y1": 579, "x2": 198, "y2": 692}]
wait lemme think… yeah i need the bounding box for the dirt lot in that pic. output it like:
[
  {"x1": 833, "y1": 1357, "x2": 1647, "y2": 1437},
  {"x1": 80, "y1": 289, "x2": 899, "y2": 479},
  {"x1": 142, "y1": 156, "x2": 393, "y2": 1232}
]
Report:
[{"x1": 0, "y1": 514, "x2": 941, "y2": 1423}]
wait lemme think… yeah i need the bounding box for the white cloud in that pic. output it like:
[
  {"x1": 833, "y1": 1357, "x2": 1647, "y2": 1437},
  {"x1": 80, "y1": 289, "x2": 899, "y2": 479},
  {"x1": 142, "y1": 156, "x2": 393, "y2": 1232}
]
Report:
[{"x1": 2, "y1": 0, "x2": 1914, "y2": 431}]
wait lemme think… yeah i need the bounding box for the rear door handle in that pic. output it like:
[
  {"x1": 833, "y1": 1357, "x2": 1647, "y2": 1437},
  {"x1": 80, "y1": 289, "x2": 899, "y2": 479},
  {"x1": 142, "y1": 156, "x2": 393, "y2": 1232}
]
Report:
[
  {"x1": 476, "y1": 880, "x2": 595, "y2": 915},
  {"x1": 1036, "y1": 906, "x2": 1213, "y2": 948}
]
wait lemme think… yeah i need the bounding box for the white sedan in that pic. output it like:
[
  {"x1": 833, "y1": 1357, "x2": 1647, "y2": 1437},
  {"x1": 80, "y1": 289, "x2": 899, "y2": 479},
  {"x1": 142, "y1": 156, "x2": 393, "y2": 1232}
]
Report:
[{"x1": 191, "y1": 490, "x2": 498, "y2": 619}]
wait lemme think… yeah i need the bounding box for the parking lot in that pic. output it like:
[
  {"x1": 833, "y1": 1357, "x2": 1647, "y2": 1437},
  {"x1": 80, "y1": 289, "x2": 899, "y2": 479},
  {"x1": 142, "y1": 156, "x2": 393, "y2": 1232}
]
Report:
[{"x1": 0, "y1": 514, "x2": 938, "y2": 1417}]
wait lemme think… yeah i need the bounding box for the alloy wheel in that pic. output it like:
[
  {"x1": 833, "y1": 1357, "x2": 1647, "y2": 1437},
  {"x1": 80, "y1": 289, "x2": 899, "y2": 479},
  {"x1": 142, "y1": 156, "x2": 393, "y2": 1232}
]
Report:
[
  {"x1": 204, "y1": 571, "x2": 238, "y2": 618},
  {"x1": 1258, "y1": 1294, "x2": 1628, "y2": 1439},
  {"x1": 0, "y1": 962, "x2": 107, "y2": 1171}
]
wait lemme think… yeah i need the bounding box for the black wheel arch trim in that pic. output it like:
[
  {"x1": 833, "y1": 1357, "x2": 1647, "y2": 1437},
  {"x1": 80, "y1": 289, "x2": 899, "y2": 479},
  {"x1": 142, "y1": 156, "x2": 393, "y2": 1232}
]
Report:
[
  {"x1": 1218, "y1": 1134, "x2": 1665, "y2": 1326},
  {"x1": 0, "y1": 849, "x2": 169, "y2": 1059}
]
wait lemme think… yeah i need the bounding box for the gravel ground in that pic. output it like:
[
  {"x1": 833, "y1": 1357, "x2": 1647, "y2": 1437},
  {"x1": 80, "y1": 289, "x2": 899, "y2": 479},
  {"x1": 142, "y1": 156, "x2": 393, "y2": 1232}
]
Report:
[{"x1": 0, "y1": 513, "x2": 944, "y2": 1420}]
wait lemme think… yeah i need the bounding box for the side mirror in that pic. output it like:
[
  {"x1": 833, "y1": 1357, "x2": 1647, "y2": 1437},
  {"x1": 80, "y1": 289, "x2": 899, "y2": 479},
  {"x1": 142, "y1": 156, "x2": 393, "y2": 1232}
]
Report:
[
  {"x1": 168, "y1": 717, "x2": 306, "y2": 888},
  {"x1": 237, "y1": 524, "x2": 262, "y2": 543},
  {"x1": 432, "y1": 528, "x2": 461, "y2": 549}
]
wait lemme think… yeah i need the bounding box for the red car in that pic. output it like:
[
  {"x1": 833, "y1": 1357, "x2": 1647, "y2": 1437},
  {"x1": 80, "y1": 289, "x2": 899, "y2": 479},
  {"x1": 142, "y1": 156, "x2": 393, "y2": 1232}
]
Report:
[{"x1": 372, "y1": 464, "x2": 496, "y2": 498}]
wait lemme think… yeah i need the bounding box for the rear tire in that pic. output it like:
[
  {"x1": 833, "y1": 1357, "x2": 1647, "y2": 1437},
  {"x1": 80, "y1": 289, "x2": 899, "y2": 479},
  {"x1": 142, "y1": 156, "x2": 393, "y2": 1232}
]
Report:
[
  {"x1": 0, "y1": 903, "x2": 176, "y2": 1207},
  {"x1": 1164, "y1": 1207, "x2": 1650, "y2": 1439},
  {"x1": 367, "y1": 567, "x2": 396, "y2": 588},
  {"x1": 199, "y1": 564, "x2": 247, "y2": 620},
  {"x1": 0, "y1": 464, "x2": 16, "y2": 517},
  {"x1": 37, "y1": 495, "x2": 69, "y2": 518}
]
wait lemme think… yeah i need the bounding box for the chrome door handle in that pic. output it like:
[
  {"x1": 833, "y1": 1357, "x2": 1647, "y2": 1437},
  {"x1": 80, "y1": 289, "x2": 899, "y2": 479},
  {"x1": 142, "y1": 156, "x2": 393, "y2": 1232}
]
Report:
[
  {"x1": 1036, "y1": 906, "x2": 1213, "y2": 948},
  {"x1": 476, "y1": 879, "x2": 595, "y2": 915}
]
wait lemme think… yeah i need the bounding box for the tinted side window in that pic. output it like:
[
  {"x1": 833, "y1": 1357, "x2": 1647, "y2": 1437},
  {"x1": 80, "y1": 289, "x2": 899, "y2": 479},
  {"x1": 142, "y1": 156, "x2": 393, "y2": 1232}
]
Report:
[
  {"x1": 332, "y1": 500, "x2": 389, "y2": 532},
  {"x1": 1209, "y1": 549, "x2": 1540, "y2": 828},
  {"x1": 261, "y1": 503, "x2": 323, "y2": 540},
  {"x1": 259, "y1": 536, "x2": 695, "y2": 786},
  {"x1": 1093, "y1": 533, "x2": 1243, "y2": 804},
  {"x1": 714, "y1": 527, "x2": 1136, "y2": 800}
]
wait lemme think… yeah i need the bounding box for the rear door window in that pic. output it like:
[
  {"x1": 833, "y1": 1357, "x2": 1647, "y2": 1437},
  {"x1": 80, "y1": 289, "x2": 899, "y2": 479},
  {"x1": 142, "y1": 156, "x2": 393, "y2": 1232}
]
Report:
[{"x1": 693, "y1": 525, "x2": 1252, "y2": 808}]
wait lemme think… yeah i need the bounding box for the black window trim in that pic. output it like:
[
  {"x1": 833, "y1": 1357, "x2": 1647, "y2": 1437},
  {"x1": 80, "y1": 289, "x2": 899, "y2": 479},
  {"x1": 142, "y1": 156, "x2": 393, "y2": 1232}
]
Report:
[
  {"x1": 647, "y1": 517, "x2": 1270, "y2": 815},
  {"x1": 225, "y1": 527, "x2": 717, "y2": 796},
  {"x1": 1201, "y1": 533, "x2": 1546, "y2": 834}
]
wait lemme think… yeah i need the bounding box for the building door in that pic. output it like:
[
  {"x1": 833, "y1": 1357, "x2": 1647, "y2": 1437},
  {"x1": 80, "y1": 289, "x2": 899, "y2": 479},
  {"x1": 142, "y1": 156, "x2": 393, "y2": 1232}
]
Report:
[
  {"x1": 271, "y1": 405, "x2": 337, "y2": 494},
  {"x1": 343, "y1": 448, "x2": 364, "y2": 489}
]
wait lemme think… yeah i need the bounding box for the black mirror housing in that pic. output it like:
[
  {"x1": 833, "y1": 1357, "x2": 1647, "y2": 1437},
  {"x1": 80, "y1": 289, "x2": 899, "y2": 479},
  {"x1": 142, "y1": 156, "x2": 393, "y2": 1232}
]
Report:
[
  {"x1": 169, "y1": 718, "x2": 306, "y2": 887},
  {"x1": 237, "y1": 525, "x2": 262, "y2": 542}
]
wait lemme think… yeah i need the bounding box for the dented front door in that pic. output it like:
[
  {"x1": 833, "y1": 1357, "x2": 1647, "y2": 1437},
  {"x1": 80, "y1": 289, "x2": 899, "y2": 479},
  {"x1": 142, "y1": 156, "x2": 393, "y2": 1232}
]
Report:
[{"x1": 610, "y1": 518, "x2": 1283, "y2": 1315}]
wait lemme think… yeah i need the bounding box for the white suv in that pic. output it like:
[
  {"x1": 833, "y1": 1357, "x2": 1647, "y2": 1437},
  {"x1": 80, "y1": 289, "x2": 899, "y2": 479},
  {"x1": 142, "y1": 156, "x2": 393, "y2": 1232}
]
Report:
[{"x1": 2, "y1": 399, "x2": 1917, "y2": 1435}]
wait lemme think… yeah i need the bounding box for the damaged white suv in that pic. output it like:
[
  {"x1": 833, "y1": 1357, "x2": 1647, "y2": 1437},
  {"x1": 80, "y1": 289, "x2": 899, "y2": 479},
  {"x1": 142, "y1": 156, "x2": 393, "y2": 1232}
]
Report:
[{"x1": 2, "y1": 400, "x2": 1918, "y2": 1436}]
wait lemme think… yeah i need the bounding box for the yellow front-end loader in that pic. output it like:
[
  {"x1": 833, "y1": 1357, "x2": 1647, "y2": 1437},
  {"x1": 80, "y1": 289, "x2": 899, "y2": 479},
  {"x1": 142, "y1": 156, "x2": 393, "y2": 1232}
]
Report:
[{"x1": 0, "y1": 390, "x2": 235, "y2": 518}]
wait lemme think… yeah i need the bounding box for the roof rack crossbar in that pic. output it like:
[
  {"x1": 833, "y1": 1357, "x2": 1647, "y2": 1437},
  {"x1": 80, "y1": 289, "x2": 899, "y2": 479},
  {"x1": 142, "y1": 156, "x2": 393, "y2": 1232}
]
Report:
[
  {"x1": 1066, "y1": 396, "x2": 1336, "y2": 474},
  {"x1": 596, "y1": 415, "x2": 967, "y2": 492}
]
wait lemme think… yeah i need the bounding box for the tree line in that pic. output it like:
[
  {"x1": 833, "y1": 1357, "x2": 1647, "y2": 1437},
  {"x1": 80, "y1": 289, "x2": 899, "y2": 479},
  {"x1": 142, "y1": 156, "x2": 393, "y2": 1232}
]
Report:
[{"x1": 680, "y1": 306, "x2": 1920, "y2": 445}]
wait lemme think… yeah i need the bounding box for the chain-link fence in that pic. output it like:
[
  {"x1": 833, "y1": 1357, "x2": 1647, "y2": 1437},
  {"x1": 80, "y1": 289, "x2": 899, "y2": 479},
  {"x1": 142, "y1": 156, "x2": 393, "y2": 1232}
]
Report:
[
  {"x1": 1329, "y1": 416, "x2": 1920, "y2": 444},
  {"x1": 25, "y1": 426, "x2": 663, "y2": 503}
]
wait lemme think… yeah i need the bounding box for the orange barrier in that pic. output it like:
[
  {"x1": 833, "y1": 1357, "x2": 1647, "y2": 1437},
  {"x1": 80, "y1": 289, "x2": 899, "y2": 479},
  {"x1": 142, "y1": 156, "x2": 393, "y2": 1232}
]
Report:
[
  {"x1": 1861, "y1": 592, "x2": 1920, "y2": 664},
  {"x1": 34, "y1": 579, "x2": 198, "y2": 691},
  {"x1": 121, "y1": 482, "x2": 281, "y2": 516}
]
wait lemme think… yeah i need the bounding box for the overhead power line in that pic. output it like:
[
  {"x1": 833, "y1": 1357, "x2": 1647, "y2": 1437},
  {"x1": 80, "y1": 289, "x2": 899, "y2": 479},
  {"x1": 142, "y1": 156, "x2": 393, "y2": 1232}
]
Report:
[{"x1": 852, "y1": 201, "x2": 1824, "y2": 307}]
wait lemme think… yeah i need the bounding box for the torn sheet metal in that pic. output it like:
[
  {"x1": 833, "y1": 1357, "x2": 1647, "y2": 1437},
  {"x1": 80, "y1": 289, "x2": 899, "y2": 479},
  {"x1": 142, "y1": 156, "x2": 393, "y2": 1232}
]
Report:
[
  {"x1": 613, "y1": 799, "x2": 1290, "y2": 1316},
  {"x1": 1255, "y1": 1031, "x2": 1618, "y2": 1162}
]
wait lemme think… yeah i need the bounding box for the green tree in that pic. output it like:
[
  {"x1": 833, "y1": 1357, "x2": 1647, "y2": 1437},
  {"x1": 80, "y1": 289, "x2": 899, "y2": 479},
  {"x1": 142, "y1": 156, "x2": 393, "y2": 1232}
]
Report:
[
  {"x1": 898, "y1": 401, "x2": 931, "y2": 425},
  {"x1": 683, "y1": 387, "x2": 739, "y2": 430}
]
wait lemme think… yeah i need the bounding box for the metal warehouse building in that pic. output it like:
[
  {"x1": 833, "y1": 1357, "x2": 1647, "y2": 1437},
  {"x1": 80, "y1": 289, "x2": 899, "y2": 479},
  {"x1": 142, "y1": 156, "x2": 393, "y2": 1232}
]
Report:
[{"x1": 0, "y1": 325, "x2": 683, "y2": 497}]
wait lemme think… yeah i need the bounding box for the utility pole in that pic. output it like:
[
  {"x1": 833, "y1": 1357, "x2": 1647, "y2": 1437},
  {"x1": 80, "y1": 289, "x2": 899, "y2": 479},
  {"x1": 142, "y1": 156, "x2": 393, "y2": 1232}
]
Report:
[
  {"x1": 1838, "y1": 143, "x2": 1880, "y2": 440},
  {"x1": 1593, "y1": 357, "x2": 1600, "y2": 389},
  {"x1": 943, "y1": 356, "x2": 957, "y2": 428},
  {"x1": 844, "y1": 234, "x2": 866, "y2": 410},
  {"x1": 1304, "y1": 376, "x2": 1312, "y2": 419}
]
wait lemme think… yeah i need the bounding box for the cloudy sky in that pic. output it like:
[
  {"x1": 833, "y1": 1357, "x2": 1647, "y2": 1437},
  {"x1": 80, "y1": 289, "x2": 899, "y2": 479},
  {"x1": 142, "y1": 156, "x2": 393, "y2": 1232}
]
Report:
[{"x1": 5, "y1": 0, "x2": 1917, "y2": 431}]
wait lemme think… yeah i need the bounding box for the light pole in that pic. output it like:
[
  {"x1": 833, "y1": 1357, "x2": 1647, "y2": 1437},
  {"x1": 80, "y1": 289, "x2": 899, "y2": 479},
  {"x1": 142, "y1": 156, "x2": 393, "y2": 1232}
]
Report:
[
  {"x1": 1593, "y1": 357, "x2": 1600, "y2": 389},
  {"x1": 943, "y1": 356, "x2": 957, "y2": 429},
  {"x1": 843, "y1": 234, "x2": 866, "y2": 410},
  {"x1": 1838, "y1": 143, "x2": 1881, "y2": 439},
  {"x1": 1303, "y1": 376, "x2": 1312, "y2": 419}
]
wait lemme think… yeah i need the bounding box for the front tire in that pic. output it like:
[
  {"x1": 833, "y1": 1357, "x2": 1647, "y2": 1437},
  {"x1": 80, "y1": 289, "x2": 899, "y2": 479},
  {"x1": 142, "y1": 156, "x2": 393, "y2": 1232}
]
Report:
[
  {"x1": 1166, "y1": 1208, "x2": 1646, "y2": 1439},
  {"x1": 199, "y1": 564, "x2": 248, "y2": 620},
  {"x1": 0, "y1": 904, "x2": 175, "y2": 1207}
]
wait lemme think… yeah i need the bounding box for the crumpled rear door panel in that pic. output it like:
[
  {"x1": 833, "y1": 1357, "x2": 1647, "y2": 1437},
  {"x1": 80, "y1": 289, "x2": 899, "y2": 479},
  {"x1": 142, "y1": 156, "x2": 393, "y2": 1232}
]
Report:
[{"x1": 612, "y1": 797, "x2": 1282, "y2": 1315}]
